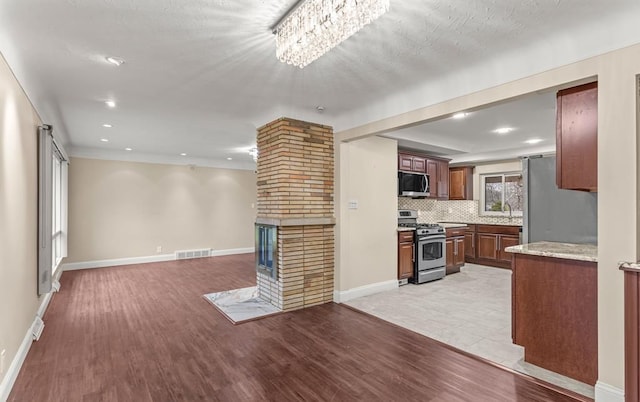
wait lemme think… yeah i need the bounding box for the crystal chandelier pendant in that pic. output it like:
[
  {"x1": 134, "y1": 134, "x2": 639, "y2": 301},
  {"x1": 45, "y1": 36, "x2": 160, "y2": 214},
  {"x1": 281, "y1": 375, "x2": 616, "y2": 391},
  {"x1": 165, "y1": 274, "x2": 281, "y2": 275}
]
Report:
[{"x1": 274, "y1": 0, "x2": 390, "y2": 68}]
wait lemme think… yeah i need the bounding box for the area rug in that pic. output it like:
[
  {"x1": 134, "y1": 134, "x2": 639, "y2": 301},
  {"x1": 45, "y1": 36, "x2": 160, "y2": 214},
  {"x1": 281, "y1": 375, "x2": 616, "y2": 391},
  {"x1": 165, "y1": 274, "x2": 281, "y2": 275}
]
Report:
[{"x1": 203, "y1": 286, "x2": 281, "y2": 324}]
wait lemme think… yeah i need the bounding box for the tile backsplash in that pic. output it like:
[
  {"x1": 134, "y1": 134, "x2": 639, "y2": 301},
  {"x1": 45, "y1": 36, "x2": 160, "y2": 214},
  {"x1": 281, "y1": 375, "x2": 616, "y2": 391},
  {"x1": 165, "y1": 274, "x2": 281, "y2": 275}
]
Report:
[{"x1": 398, "y1": 197, "x2": 523, "y2": 226}]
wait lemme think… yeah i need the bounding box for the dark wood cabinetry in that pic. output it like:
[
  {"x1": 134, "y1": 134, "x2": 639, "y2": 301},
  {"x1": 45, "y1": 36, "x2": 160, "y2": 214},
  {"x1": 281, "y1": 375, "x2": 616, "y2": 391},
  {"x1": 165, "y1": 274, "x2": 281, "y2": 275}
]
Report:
[
  {"x1": 464, "y1": 225, "x2": 476, "y2": 260},
  {"x1": 512, "y1": 253, "x2": 597, "y2": 385},
  {"x1": 398, "y1": 151, "x2": 450, "y2": 199},
  {"x1": 398, "y1": 154, "x2": 426, "y2": 173},
  {"x1": 466, "y1": 224, "x2": 520, "y2": 269},
  {"x1": 445, "y1": 227, "x2": 466, "y2": 274},
  {"x1": 449, "y1": 166, "x2": 473, "y2": 200},
  {"x1": 556, "y1": 82, "x2": 598, "y2": 192},
  {"x1": 397, "y1": 231, "x2": 414, "y2": 280}
]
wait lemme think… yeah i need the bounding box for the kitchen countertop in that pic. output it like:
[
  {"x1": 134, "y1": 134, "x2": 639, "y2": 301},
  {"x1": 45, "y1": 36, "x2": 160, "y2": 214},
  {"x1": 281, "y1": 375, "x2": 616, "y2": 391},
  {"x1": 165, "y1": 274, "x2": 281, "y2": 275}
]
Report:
[
  {"x1": 439, "y1": 220, "x2": 523, "y2": 227},
  {"x1": 397, "y1": 227, "x2": 416, "y2": 232},
  {"x1": 505, "y1": 241, "x2": 597, "y2": 263},
  {"x1": 439, "y1": 223, "x2": 468, "y2": 229}
]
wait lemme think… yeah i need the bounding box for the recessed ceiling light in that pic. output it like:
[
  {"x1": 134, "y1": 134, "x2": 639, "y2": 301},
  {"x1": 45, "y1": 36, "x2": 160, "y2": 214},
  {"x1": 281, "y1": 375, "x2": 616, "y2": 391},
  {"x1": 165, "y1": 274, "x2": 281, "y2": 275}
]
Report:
[
  {"x1": 452, "y1": 112, "x2": 468, "y2": 119},
  {"x1": 316, "y1": 106, "x2": 325, "y2": 113},
  {"x1": 525, "y1": 138, "x2": 544, "y2": 144},
  {"x1": 125, "y1": 147, "x2": 132, "y2": 151},
  {"x1": 102, "y1": 124, "x2": 112, "y2": 128},
  {"x1": 180, "y1": 153, "x2": 187, "y2": 156},
  {"x1": 227, "y1": 157, "x2": 233, "y2": 160},
  {"x1": 493, "y1": 127, "x2": 514, "y2": 134},
  {"x1": 106, "y1": 56, "x2": 125, "y2": 66},
  {"x1": 100, "y1": 138, "x2": 109, "y2": 142},
  {"x1": 105, "y1": 100, "x2": 116, "y2": 108}
]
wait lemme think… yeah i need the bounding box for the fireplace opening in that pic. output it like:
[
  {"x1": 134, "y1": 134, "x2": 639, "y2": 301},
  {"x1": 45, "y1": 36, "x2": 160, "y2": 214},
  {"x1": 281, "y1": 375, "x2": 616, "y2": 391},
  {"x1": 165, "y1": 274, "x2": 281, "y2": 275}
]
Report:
[{"x1": 255, "y1": 224, "x2": 278, "y2": 279}]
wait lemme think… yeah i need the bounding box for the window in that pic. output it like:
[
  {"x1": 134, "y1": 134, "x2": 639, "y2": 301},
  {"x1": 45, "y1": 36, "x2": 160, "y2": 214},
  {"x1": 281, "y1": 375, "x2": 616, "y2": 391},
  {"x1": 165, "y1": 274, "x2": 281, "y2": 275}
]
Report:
[
  {"x1": 480, "y1": 172, "x2": 523, "y2": 216},
  {"x1": 38, "y1": 125, "x2": 68, "y2": 294}
]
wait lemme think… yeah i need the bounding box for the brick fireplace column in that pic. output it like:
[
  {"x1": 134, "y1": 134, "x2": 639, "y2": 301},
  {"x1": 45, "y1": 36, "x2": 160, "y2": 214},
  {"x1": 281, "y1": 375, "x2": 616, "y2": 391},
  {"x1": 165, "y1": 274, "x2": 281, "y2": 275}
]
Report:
[{"x1": 255, "y1": 117, "x2": 335, "y2": 311}]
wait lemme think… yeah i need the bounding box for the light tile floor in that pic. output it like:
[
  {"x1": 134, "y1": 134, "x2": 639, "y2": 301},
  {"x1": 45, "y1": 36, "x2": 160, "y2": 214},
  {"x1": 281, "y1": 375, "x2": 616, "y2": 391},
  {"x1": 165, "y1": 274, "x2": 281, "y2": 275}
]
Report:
[{"x1": 345, "y1": 263, "x2": 594, "y2": 399}]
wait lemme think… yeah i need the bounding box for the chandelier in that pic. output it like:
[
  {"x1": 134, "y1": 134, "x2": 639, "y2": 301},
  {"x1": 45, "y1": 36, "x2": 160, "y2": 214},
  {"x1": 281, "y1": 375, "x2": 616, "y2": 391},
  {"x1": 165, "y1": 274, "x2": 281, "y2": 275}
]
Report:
[{"x1": 273, "y1": 0, "x2": 390, "y2": 68}]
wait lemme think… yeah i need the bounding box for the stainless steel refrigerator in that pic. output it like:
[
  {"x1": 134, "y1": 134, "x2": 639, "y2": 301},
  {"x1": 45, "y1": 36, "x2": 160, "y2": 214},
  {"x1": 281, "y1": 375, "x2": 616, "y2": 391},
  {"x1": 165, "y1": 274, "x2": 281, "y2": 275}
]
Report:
[{"x1": 522, "y1": 155, "x2": 597, "y2": 244}]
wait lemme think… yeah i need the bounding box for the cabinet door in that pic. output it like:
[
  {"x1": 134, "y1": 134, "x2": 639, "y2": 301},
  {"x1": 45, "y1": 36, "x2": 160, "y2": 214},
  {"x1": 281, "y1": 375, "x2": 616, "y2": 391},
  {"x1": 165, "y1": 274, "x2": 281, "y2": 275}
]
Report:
[
  {"x1": 399, "y1": 154, "x2": 413, "y2": 171},
  {"x1": 464, "y1": 232, "x2": 475, "y2": 259},
  {"x1": 498, "y1": 235, "x2": 520, "y2": 263},
  {"x1": 454, "y1": 238, "x2": 465, "y2": 266},
  {"x1": 437, "y1": 160, "x2": 449, "y2": 199},
  {"x1": 426, "y1": 160, "x2": 438, "y2": 197},
  {"x1": 477, "y1": 234, "x2": 498, "y2": 260},
  {"x1": 412, "y1": 157, "x2": 426, "y2": 173},
  {"x1": 449, "y1": 169, "x2": 465, "y2": 200},
  {"x1": 445, "y1": 238, "x2": 454, "y2": 270},
  {"x1": 398, "y1": 242, "x2": 414, "y2": 279},
  {"x1": 556, "y1": 82, "x2": 598, "y2": 191}
]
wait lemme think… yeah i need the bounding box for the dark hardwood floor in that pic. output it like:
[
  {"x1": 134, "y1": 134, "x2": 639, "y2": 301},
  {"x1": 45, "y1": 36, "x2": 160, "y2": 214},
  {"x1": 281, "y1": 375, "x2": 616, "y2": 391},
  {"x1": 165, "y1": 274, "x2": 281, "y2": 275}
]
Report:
[{"x1": 10, "y1": 254, "x2": 587, "y2": 401}]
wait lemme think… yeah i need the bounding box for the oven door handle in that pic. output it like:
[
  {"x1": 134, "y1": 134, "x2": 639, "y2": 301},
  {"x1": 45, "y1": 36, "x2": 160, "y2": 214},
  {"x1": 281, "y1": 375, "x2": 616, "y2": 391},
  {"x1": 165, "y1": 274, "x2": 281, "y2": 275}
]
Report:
[{"x1": 418, "y1": 235, "x2": 446, "y2": 242}]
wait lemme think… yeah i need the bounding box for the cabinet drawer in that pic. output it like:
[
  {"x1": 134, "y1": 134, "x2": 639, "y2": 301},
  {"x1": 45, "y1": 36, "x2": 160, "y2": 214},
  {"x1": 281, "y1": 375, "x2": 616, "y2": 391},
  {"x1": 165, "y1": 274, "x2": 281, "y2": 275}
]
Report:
[
  {"x1": 446, "y1": 227, "x2": 466, "y2": 238},
  {"x1": 477, "y1": 225, "x2": 520, "y2": 236},
  {"x1": 398, "y1": 231, "x2": 414, "y2": 243}
]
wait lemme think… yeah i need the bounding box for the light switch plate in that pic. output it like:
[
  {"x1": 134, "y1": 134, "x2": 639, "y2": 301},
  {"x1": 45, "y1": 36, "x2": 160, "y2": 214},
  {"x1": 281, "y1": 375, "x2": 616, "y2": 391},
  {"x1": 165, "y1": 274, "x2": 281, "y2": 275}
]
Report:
[{"x1": 348, "y1": 200, "x2": 358, "y2": 209}]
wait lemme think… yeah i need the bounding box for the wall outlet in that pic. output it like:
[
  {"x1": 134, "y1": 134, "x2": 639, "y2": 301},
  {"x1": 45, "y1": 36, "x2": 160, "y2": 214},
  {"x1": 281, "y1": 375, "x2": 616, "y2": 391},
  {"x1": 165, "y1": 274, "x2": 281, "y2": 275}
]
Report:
[
  {"x1": 251, "y1": 203, "x2": 255, "y2": 209},
  {"x1": 156, "y1": 246, "x2": 162, "y2": 253},
  {"x1": 1, "y1": 349, "x2": 6, "y2": 375},
  {"x1": 348, "y1": 200, "x2": 358, "y2": 209}
]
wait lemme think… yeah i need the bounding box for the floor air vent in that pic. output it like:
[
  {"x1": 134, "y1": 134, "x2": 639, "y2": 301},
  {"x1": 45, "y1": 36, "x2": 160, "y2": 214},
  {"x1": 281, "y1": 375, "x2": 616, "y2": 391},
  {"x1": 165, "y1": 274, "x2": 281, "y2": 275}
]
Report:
[
  {"x1": 175, "y1": 248, "x2": 212, "y2": 260},
  {"x1": 32, "y1": 316, "x2": 45, "y2": 341}
]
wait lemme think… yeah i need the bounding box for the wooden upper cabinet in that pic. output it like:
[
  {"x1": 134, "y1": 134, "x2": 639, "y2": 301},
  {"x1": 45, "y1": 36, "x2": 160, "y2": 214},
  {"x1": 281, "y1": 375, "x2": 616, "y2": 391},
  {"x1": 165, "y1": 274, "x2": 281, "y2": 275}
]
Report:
[
  {"x1": 398, "y1": 154, "x2": 426, "y2": 173},
  {"x1": 437, "y1": 160, "x2": 449, "y2": 199},
  {"x1": 398, "y1": 152, "x2": 450, "y2": 198},
  {"x1": 449, "y1": 166, "x2": 473, "y2": 200},
  {"x1": 556, "y1": 82, "x2": 598, "y2": 192}
]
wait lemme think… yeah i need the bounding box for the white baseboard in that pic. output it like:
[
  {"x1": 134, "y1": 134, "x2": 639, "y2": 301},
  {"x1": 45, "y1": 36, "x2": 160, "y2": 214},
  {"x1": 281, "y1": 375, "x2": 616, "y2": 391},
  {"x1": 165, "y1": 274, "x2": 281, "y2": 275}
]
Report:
[
  {"x1": 333, "y1": 279, "x2": 399, "y2": 303},
  {"x1": 210, "y1": 247, "x2": 254, "y2": 257},
  {"x1": 62, "y1": 253, "x2": 175, "y2": 271},
  {"x1": 0, "y1": 279, "x2": 61, "y2": 402},
  {"x1": 62, "y1": 247, "x2": 256, "y2": 271},
  {"x1": 595, "y1": 381, "x2": 624, "y2": 402}
]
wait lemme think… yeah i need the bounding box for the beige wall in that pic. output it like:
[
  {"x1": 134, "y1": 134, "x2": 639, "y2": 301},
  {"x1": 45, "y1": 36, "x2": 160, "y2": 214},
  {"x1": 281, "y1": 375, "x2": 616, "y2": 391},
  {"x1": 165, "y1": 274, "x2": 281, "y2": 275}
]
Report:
[
  {"x1": 66, "y1": 158, "x2": 257, "y2": 263},
  {"x1": 337, "y1": 43, "x2": 640, "y2": 393},
  {"x1": 336, "y1": 136, "x2": 397, "y2": 291},
  {"x1": 0, "y1": 54, "x2": 42, "y2": 385}
]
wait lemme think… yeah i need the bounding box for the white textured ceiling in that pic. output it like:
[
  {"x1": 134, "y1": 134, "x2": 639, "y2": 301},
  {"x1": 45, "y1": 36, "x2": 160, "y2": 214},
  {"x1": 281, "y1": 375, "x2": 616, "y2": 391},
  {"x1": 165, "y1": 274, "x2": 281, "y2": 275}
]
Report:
[{"x1": 1, "y1": 0, "x2": 640, "y2": 169}]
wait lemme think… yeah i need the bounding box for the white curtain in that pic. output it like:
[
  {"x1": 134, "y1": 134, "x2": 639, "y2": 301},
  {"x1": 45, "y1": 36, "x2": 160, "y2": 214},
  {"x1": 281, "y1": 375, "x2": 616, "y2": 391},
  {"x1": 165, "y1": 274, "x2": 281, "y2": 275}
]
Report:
[{"x1": 38, "y1": 125, "x2": 53, "y2": 295}]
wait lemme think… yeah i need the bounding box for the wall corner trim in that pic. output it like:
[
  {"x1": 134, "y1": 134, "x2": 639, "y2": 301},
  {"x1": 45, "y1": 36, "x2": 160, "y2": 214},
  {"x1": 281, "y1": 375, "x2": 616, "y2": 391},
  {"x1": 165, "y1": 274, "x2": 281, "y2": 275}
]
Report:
[
  {"x1": 595, "y1": 381, "x2": 624, "y2": 402},
  {"x1": 333, "y1": 279, "x2": 398, "y2": 303},
  {"x1": 61, "y1": 247, "x2": 255, "y2": 271}
]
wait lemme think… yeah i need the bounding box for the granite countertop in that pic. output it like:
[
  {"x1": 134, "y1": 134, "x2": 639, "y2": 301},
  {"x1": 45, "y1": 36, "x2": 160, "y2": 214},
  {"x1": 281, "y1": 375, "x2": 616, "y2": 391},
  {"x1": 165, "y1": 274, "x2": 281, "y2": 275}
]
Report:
[
  {"x1": 439, "y1": 223, "x2": 468, "y2": 229},
  {"x1": 619, "y1": 261, "x2": 640, "y2": 272},
  {"x1": 505, "y1": 241, "x2": 597, "y2": 263},
  {"x1": 438, "y1": 220, "x2": 523, "y2": 227}
]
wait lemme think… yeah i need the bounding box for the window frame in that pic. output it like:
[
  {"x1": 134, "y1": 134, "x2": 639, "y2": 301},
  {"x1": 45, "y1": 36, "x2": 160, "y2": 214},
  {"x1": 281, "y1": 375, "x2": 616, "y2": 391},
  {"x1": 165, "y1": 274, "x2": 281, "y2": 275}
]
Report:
[{"x1": 479, "y1": 171, "x2": 524, "y2": 217}]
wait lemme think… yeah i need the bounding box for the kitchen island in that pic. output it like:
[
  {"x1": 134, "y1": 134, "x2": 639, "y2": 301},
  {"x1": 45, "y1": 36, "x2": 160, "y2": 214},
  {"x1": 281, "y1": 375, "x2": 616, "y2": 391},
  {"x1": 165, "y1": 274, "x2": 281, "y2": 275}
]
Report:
[{"x1": 506, "y1": 241, "x2": 597, "y2": 385}]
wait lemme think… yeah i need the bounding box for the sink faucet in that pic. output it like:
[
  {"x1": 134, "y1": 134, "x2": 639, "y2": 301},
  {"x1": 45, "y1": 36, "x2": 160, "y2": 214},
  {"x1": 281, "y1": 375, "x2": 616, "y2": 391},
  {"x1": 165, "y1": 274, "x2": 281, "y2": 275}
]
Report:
[{"x1": 503, "y1": 202, "x2": 513, "y2": 218}]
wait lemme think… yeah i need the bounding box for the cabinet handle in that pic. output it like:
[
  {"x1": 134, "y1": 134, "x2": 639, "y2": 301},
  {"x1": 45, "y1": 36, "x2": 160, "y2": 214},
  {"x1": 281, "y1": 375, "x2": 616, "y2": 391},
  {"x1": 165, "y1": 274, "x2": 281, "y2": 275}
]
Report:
[
  {"x1": 454, "y1": 241, "x2": 458, "y2": 255},
  {"x1": 412, "y1": 244, "x2": 415, "y2": 262},
  {"x1": 496, "y1": 237, "x2": 499, "y2": 251}
]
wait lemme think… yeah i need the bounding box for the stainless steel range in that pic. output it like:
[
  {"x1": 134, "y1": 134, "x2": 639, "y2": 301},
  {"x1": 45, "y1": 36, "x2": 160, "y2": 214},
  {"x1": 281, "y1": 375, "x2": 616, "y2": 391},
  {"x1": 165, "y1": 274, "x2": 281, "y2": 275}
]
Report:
[{"x1": 398, "y1": 210, "x2": 446, "y2": 284}]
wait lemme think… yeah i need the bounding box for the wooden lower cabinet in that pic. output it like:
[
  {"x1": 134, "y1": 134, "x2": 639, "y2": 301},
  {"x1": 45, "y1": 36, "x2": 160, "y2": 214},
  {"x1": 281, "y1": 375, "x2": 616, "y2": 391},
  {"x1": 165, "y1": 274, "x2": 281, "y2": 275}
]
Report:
[
  {"x1": 445, "y1": 228, "x2": 465, "y2": 274},
  {"x1": 621, "y1": 266, "x2": 640, "y2": 402},
  {"x1": 467, "y1": 224, "x2": 521, "y2": 269},
  {"x1": 512, "y1": 253, "x2": 597, "y2": 385},
  {"x1": 398, "y1": 231, "x2": 414, "y2": 280}
]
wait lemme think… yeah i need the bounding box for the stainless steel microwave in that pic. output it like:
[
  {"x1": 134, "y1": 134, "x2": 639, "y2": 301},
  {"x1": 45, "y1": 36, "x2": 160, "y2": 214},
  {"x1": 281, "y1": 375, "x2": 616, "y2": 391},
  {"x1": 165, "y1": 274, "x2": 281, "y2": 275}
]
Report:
[{"x1": 398, "y1": 171, "x2": 430, "y2": 197}]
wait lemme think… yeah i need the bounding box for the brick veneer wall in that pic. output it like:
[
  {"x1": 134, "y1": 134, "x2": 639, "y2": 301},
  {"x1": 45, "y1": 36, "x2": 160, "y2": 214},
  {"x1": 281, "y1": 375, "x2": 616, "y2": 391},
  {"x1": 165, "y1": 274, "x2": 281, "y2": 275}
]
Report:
[
  {"x1": 257, "y1": 118, "x2": 334, "y2": 219},
  {"x1": 256, "y1": 118, "x2": 335, "y2": 311}
]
